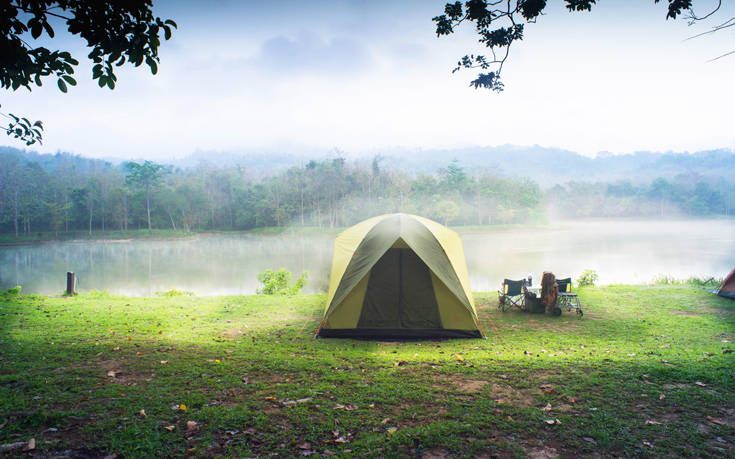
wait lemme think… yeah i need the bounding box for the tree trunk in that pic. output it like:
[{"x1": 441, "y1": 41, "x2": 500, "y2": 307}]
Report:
[
  {"x1": 146, "y1": 186, "x2": 152, "y2": 230},
  {"x1": 14, "y1": 189, "x2": 19, "y2": 238}
]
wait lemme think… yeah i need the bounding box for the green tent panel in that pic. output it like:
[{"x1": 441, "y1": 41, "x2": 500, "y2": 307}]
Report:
[{"x1": 318, "y1": 214, "x2": 484, "y2": 338}]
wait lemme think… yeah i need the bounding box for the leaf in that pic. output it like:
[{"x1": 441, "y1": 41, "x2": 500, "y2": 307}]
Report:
[
  {"x1": 645, "y1": 420, "x2": 662, "y2": 425},
  {"x1": 164, "y1": 425, "x2": 175, "y2": 431},
  {"x1": 659, "y1": 394, "x2": 665, "y2": 400},
  {"x1": 107, "y1": 370, "x2": 116, "y2": 378},
  {"x1": 186, "y1": 420, "x2": 198, "y2": 431},
  {"x1": 160, "y1": 360, "x2": 168, "y2": 365},
  {"x1": 297, "y1": 442, "x2": 311, "y2": 450},
  {"x1": 707, "y1": 416, "x2": 726, "y2": 425},
  {"x1": 541, "y1": 403, "x2": 552, "y2": 412},
  {"x1": 57, "y1": 79, "x2": 67, "y2": 93},
  {"x1": 455, "y1": 355, "x2": 464, "y2": 362},
  {"x1": 695, "y1": 381, "x2": 707, "y2": 387},
  {"x1": 25, "y1": 438, "x2": 35, "y2": 451},
  {"x1": 62, "y1": 75, "x2": 77, "y2": 86},
  {"x1": 139, "y1": 409, "x2": 146, "y2": 418},
  {"x1": 380, "y1": 418, "x2": 390, "y2": 425}
]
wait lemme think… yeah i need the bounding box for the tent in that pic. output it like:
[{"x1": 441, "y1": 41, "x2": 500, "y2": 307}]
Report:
[
  {"x1": 317, "y1": 213, "x2": 484, "y2": 338},
  {"x1": 718, "y1": 268, "x2": 735, "y2": 300}
]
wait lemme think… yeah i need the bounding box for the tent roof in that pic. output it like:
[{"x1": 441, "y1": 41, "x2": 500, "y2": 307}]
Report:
[{"x1": 323, "y1": 213, "x2": 476, "y2": 320}]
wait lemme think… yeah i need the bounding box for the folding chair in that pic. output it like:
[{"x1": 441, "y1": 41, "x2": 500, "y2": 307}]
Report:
[
  {"x1": 498, "y1": 279, "x2": 526, "y2": 312},
  {"x1": 555, "y1": 277, "x2": 583, "y2": 317}
]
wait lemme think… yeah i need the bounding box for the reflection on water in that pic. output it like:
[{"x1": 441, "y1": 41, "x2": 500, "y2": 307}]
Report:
[{"x1": 1, "y1": 219, "x2": 733, "y2": 295}]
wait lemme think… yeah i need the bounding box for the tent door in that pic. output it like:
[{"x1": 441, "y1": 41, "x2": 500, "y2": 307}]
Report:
[{"x1": 357, "y1": 248, "x2": 441, "y2": 329}]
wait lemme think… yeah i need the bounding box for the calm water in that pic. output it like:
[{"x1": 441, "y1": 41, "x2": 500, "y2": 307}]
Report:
[{"x1": 1, "y1": 219, "x2": 733, "y2": 296}]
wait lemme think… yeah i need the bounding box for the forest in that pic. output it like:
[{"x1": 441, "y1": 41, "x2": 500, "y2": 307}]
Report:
[{"x1": 0, "y1": 147, "x2": 733, "y2": 237}]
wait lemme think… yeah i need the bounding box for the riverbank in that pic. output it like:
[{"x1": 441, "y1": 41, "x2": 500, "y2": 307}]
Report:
[{"x1": 1, "y1": 286, "x2": 733, "y2": 457}]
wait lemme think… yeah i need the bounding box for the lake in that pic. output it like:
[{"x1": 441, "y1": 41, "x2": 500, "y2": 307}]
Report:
[{"x1": 1, "y1": 219, "x2": 733, "y2": 296}]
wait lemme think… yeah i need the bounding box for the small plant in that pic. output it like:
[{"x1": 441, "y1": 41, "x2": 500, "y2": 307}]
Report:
[
  {"x1": 257, "y1": 269, "x2": 309, "y2": 295},
  {"x1": 2, "y1": 286, "x2": 21, "y2": 296},
  {"x1": 157, "y1": 289, "x2": 194, "y2": 297},
  {"x1": 577, "y1": 269, "x2": 598, "y2": 287}
]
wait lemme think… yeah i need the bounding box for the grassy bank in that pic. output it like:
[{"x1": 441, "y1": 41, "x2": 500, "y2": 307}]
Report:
[
  {"x1": 0, "y1": 223, "x2": 557, "y2": 245},
  {"x1": 0, "y1": 229, "x2": 196, "y2": 245},
  {"x1": 1, "y1": 286, "x2": 733, "y2": 457}
]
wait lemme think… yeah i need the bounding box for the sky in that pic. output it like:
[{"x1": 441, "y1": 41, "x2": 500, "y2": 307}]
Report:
[{"x1": 2, "y1": 0, "x2": 733, "y2": 160}]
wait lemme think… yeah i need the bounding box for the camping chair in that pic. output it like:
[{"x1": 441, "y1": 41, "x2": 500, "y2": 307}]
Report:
[
  {"x1": 498, "y1": 279, "x2": 526, "y2": 312},
  {"x1": 555, "y1": 277, "x2": 583, "y2": 317}
]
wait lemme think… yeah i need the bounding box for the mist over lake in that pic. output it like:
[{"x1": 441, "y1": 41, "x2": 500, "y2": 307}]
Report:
[{"x1": 2, "y1": 218, "x2": 732, "y2": 296}]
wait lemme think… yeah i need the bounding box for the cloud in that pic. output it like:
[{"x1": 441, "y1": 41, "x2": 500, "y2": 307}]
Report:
[{"x1": 252, "y1": 31, "x2": 373, "y2": 77}]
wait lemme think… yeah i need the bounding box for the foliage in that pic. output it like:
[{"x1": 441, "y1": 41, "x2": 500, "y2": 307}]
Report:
[
  {"x1": 577, "y1": 269, "x2": 599, "y2": 287},
  {"x1": 0, "y1": 286, "x2": 733, "y2": 456},
  {"x1": 652, "y1": 275, "x2": 722, "y2": 287},
  {"x1": 1, "y1": 285, "x2": 21, "y2": 295},
  {"x1": 1, "y1": 0, "x2": 176, "y2": 145},
  {"x1": 433, "y1": 1, "x2": 726, "y2": 90},
  {"x1": 257, "y1": 268, "x2": 309, "y2": 295},
  {"x1": 156, "y1": 289, "x2": 194, "y2": 297},
  {"x1": 1, "y1": 148, "x2": 734, "y2": 238}
]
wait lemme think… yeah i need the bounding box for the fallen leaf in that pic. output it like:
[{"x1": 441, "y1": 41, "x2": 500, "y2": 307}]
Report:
[
  {"x1": 160, "y1": 360, "x2": 168, "y2": 365},
  {"x1": 164, "y1": 425, "x2": 175, "y2": 431},
  {"x1": 323, "y1": 450, "x2": 335, "y2": 456},
  {"x1": 225, "y1": 350, "x2": 233, "y2": 354},
  {"x1": 25, "y1": 438, "x2": 35, "y2": 451},
  {"x1": 544, "y1": 419, "x2": 556, "y2": 425},
  {"x1": 297, "y1": 441, "x2": 311, "y2": 450},
  {"x1": 566, "y1": 396, "x2": 576, "y2": 404},
  {"x1": 539, "y1": 384, "x2": 556, "y2": 395},
  {"x1": 128, "y1": 337, "x2": 133, "y2": 341},
  {"x1": 659, "y1": 394, "x2": 666, "y2": 400},
  {"x1": 542, "y1": 403, "x2": 552, "y2": 412},
  {"x1": 645, "y1": 420, "x2": 662, "y2": 425},
  {"x1": 186, "y1": 421, "x2": 198, "y2": 431},
  {"x1": 139, "y1": 409, "x2": 146, "y2": 418},
  {"x1": 380, "y1": 418, "x2": 390, "y2": 425},
  {"x1": 707, "y1": 416, "x2": 726, "y2": 425},
  {"x1": 265, "y1": 396, "x2": 277, "y2": 401},
  {"x1": 368, "y1": 404, "x2": 375, "y2": 408},
  {"x1": 344, "y1": 404, "x2": 358, "y2": 411},
  {"x1": 455, "y1": 355, "x2": 465, "y2": 362},
  {"x1": 695, "y1": 382, "x2": 707, "y2": 387},
  {"x1": 582, "y1": 437, "x2": 597, "y2": 445},
  {"x1": 107, "y1": 370, "x2": 116, "y2": 378},
  {"x1": 642, "y1": 440, "x2": 654, "y2": 448},
  {"x1": 334, "y1": 436, "x2": 350, "y2": 443},
  {"x1": 243, "y1": 428, "x2": 257, "y2": 435}
]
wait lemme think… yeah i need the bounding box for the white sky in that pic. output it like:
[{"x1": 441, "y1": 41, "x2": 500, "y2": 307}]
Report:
[{"x1": 1, "y1": 0, "x2": 733, "y2": 159}]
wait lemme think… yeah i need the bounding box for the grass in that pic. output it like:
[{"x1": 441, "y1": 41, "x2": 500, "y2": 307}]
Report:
[{"x1": 0, "y1": 286, "x2": 733, "y2": 457}]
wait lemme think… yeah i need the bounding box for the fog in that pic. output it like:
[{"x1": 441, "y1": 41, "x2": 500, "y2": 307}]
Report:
[{"x1": 1, "y1": 219, "x2": 733, "y2": 296}]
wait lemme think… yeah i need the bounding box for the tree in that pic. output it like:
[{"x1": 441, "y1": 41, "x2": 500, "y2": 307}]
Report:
[
  {"x1": 124, "y1": 160, "x2": 168, "y2": 230},
  {"x1": 1, "y1": 0, "x2": 176, "y2": 145},
  {"x1": 433, "y1": 0, "x2": 730, "y2": 91}
]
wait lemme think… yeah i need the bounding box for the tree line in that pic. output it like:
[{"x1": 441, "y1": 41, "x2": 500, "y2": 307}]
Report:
[{"x1": 0, "y1": 149, "x2": 732, "y2": 237}]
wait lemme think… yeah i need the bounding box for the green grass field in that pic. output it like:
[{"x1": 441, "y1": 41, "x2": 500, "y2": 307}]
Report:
[{"x1": 1, "y1": 286, "x2": 733, "y2": 458}]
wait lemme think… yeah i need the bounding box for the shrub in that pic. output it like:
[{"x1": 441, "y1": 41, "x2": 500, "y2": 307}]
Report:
[
  {"x1": 577, "y1": 269, "x2": 599, "y2": 287},
  {"x1": 257, "y1": 269, "x2": 309, "y2": 295},
  {"x1": 157, "y1": 289, "x2": 194, "y2": 297},
  {"x1": 2, "y1": 286, "x2": 21, "y2": 296}
]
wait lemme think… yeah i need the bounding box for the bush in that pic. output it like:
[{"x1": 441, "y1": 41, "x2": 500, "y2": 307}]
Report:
[
  {"x1": 577, "y1": 269, "x2": 599, "y2": 287},
  {"x1": 2, "y1": 286, "x2": 21, "y2": 296},
  {"x1": 157, "y1": 289, "x2": 194, "y2": 297},
  {"x1": 257, "y1": 269, "x2": 308, "y2": 295}
]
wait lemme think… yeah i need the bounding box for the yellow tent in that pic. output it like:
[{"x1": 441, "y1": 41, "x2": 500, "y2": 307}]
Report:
[{"x1": 317, "y1": 214, "x2": 484, "y2": 338}]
